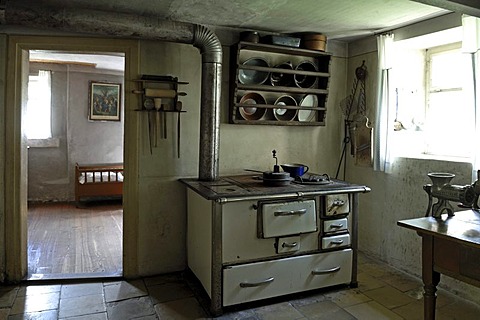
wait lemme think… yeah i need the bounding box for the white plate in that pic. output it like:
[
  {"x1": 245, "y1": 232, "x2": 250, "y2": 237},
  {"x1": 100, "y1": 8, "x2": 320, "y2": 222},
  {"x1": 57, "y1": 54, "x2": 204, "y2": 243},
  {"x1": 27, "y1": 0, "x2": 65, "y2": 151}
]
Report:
[{"x1": 298, "y1": 94, "x2": 318, "y2": 122}]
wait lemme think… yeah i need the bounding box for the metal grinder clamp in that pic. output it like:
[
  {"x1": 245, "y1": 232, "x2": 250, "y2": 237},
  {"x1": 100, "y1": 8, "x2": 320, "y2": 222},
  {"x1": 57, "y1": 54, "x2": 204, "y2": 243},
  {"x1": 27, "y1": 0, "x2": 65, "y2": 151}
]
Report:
[
  {"x1": 423, "y1": 172, "x2": 476, "y2": 218},
  {"x1": 472, "y1": 170, "x2": 480, "y2": 210}
]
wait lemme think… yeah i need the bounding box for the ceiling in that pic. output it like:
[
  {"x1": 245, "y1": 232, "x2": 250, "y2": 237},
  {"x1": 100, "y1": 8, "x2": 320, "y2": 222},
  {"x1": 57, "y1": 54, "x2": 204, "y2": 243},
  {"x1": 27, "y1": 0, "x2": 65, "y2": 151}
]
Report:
[
  {"x1": 14, "y1": 0, "x2": 455, "y2": 41},
  {"x1": 19, "y1": 0, "x2": 480, "y2": 70},
  {"x1": 29, "y1": 51, "x2": 125, "y2": 72}
]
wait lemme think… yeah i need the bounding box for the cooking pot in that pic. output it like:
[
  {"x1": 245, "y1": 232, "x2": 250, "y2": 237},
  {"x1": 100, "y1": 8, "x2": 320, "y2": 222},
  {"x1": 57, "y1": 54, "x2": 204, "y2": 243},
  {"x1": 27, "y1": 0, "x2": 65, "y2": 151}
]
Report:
[
  {"x1": 238, "y1": 92, "x2": 267, "y2": 120},
  {"x1": 238, "y1": 57, "x2": 270, "y2": 85},
  {"x1": 270, "y1": 62, "x2": 294, "y2": 87},
  {"x1": 294, "y1": 61, "x2": 318, "y2": 89},
  {"x1": 281, "y1": 163, "x2": 309, "y2": 177}
]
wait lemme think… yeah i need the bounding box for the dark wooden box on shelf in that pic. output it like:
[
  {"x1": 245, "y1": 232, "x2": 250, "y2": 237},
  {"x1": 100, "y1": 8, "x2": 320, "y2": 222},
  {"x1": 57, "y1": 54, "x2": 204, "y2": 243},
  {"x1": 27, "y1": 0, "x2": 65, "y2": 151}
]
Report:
[{"x1": 230, "y1": 41, "x2": 332, "y2": 126}]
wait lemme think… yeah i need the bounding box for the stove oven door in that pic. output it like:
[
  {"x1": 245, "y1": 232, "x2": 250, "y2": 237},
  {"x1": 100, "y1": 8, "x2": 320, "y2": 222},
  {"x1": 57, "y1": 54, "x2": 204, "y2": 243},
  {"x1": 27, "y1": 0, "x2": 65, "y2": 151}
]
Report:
[{"x1": 259, "y1": 199, "x2": 317, "y2": 238}]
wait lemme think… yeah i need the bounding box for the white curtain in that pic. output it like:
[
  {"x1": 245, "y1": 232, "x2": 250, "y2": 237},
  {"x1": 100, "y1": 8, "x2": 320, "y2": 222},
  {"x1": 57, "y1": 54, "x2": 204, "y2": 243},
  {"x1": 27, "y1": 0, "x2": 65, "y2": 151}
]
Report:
[
  {"x1": 462, "y1": 15, "x2": 480, "y2": 181},
  {"x1": 373, "y1": 34, "x2": 394, "y2": 172}
]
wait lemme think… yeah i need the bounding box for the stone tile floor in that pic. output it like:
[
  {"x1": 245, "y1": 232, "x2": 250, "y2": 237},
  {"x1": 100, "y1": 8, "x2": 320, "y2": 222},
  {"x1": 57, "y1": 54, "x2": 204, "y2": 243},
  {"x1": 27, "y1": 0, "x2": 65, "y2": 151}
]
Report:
[{"x1": 0, "y1": 252, "x2": 479, "y2": 319}]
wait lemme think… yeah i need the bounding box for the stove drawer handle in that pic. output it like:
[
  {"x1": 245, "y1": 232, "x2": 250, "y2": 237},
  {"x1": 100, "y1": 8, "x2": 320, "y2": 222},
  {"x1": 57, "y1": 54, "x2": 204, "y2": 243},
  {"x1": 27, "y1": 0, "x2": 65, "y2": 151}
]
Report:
[
  {"x1": 282, "y1": 241, "x2": 298, "y2": 248},
  {"x1": 330, "y1": 239, "x2": 344, "y2": 245},
  {"x1": 311, "y1": 266, "x2": 341, "y2": 275},
  {"x1": 274, "y1": 208, "x2": 307, "y2": 216},
  {"x1": 239, "y1": 277, "x2": 275, "y2": 288},
  {"x1": 329, "y1": 223, "x2": 345, "y2": 229}
]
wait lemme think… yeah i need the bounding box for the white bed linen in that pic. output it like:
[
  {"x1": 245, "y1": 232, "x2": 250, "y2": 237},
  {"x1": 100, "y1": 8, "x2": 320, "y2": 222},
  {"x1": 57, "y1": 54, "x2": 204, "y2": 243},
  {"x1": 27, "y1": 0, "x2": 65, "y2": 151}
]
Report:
[{"x1": 79, "y1": 171, "x2": 124, "y2": 184}]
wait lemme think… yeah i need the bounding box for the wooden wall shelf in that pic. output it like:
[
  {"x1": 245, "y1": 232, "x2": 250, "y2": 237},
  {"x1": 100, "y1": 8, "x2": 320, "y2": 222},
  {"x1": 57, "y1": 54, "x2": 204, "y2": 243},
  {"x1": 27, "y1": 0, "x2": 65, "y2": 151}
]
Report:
[{"x1": 230, "y1": 41, "x2": 331, "y2": 126}]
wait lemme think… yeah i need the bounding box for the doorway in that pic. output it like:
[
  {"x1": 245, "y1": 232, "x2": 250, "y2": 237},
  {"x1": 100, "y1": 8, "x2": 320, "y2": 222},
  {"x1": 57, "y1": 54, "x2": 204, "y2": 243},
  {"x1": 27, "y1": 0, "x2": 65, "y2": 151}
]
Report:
[
  {"x1": 26, "y1": 50, "x2": 125, "y2": 280},
  {"x1": 4, "y1": 36, "x2": 140, "y2": 282}
]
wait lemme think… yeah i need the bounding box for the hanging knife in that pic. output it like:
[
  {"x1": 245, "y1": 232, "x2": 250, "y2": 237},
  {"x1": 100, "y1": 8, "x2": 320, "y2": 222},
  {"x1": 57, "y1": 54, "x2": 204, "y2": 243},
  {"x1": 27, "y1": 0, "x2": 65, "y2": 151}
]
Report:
[{"x1": 177, "y1": 111, "x2": 181, "y2": 158}]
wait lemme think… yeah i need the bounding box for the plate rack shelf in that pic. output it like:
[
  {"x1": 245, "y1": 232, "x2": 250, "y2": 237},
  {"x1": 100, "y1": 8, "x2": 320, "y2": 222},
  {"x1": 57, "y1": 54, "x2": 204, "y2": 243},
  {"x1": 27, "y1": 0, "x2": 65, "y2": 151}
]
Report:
[{"x1": 230, "y1": 41, "x2": 332, "y2": 126}]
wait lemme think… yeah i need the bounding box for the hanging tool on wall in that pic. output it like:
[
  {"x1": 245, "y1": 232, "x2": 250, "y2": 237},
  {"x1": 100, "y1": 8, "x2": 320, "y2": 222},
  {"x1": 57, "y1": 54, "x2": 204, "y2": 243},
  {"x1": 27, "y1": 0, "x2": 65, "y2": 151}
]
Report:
[
  {"x1": 176, "y1": 101, "x2": 183, "y2": 158},
  {"x1": 336, "y1": 60, "x2": 371, "y2": 179}
]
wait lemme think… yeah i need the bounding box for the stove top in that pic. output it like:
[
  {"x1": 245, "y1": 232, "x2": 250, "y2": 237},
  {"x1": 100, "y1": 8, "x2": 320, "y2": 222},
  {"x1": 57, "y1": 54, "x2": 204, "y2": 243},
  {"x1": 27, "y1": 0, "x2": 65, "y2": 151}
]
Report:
[
  {"x1": 180, "y1": 174, "x2": 369, "y2": 201},
  {"x1": 224, "y1": 173, "x2": 347, "y2": 191}
]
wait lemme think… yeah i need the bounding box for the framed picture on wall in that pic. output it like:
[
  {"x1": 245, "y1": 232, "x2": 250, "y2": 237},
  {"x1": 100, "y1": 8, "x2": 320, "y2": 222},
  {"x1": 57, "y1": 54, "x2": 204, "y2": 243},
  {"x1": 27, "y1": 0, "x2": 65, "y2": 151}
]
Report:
[{"x1": 88, "y1": 81, "x2": 122, "y2": 121}]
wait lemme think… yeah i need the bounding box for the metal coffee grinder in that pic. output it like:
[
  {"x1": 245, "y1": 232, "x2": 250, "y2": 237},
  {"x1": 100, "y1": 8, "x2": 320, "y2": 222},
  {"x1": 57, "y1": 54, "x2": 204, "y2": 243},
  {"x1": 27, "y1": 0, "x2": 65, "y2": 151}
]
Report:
[{"x1": 423, "y1": 172, "x2": 476, "y2": 218}]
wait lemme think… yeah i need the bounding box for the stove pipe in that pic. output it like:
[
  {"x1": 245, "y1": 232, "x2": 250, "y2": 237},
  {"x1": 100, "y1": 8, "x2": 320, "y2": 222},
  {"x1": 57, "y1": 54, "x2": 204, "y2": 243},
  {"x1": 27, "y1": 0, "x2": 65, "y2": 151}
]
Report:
[{"x1": 0, "y1": 0, "x2": 222, "y2": 181}]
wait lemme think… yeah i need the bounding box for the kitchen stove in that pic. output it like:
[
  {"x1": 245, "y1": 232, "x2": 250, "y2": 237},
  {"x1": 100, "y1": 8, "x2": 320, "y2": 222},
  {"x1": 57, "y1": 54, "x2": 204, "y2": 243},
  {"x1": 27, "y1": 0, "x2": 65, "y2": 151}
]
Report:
[{"x1": 180, "y1": 174, "x2": 370, "y2": 315}]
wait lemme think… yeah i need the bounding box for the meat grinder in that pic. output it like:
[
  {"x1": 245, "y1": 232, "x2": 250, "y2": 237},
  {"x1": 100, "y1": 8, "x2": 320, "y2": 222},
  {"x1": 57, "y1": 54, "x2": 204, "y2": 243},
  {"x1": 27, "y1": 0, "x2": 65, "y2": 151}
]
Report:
[{"x1": 423, "y1": 172, "x2": 478, "y2": 218}]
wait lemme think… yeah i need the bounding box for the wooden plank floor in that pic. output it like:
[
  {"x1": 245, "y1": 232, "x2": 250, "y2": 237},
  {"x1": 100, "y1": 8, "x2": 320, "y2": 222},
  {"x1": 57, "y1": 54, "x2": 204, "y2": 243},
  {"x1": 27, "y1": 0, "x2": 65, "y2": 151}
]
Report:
[{"x1": 27, "y1": 201, "x2": 123, "y2": 280}]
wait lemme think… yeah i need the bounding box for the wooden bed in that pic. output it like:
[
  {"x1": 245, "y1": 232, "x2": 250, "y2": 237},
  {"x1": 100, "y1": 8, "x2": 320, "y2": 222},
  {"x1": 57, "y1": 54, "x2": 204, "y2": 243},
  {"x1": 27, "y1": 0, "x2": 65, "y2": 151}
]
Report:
[{"x1": 75, "y1": 162, "x2": 124, "y2": 204}]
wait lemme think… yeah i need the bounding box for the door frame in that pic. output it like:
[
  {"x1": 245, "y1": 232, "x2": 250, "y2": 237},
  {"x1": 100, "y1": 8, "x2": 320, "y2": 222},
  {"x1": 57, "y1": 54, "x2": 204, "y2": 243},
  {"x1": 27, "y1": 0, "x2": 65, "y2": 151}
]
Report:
[{"x1": 5, "y1": 35, "x2": 140, "y2": 281}]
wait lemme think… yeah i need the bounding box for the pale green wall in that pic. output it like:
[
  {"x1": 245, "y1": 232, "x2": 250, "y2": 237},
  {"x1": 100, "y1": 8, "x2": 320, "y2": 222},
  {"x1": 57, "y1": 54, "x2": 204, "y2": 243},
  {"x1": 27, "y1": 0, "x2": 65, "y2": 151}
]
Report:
[
  {"x1": 136, "y1": 41, "x2": 202, "y2": 274},
  {"x1": 0, "y1": 34, "x2": 6, "y2": 281},
  {"x1": 134, "y1": 39, "x2": 347, "y2": 275},
  {"x1": 346, "y1": 36, "x2": 480, "y2": 304}
]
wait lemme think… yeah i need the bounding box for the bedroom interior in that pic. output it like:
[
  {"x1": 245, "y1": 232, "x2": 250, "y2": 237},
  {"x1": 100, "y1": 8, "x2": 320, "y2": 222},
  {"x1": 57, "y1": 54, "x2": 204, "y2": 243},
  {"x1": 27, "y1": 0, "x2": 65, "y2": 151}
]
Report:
[{"x1": 26, "y1": 50, "x2": 125, "y2": 279}]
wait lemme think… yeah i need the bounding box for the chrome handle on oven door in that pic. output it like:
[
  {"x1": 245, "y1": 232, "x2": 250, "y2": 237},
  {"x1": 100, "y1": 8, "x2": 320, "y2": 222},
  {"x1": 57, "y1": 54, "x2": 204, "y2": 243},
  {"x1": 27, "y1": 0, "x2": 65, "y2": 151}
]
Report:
[
  {"x1": 311, "y1": 266, "x2": 341, "y2": 275},
  {"x1": 282, "y1": 241, "x2": 298, "y2": 248},
  {"x1": 239, "y1": 277, "x2": 275, "y2": 288},
  {"x1": 274, "y1": 208, "x2": 307, "y2": 216}
]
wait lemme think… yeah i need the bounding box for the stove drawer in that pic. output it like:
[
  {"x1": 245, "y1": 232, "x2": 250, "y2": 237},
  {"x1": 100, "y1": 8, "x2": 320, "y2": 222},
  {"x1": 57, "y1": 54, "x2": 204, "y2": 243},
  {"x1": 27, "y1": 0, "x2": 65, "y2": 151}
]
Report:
[
  {"x1": 260, "y1": 199, "x2": 316, "y2": 238},
  {"x1": 223, "y1": 249, "x2": 352, "y2": 306},
  {"x1": 323, "y1": 218, "x2": 348, "y2": 234},
  {"x1": 325, "y1": 194, "x2": 349, "y2": 216},
  {"x1": 321, "y1": 234, "x2": 351, "y2": 250},
  {"x1": 276, "y1": 235, "x2": 300, "y2": 254}
]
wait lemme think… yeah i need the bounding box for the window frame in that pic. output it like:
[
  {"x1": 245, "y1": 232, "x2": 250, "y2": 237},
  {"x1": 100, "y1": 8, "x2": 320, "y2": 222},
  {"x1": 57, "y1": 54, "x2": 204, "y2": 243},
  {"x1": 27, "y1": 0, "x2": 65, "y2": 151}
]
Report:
[
  {"x1": 391, "y1": 40, "x2": 474, "y2": 162},
  {"x1": 26, "y1": 68, "x2": 58, "y2": 148}
]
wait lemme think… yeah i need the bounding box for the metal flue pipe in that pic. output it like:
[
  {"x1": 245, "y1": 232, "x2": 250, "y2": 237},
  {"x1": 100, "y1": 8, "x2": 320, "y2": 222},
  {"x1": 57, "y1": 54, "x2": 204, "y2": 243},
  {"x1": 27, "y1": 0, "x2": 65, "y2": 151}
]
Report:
[
  {"x1": 0, "y1": 0, "x2": 222, "y2": 181},
  {"x1": 193, "y1": 25, "x2": 222, "y2": 181}
]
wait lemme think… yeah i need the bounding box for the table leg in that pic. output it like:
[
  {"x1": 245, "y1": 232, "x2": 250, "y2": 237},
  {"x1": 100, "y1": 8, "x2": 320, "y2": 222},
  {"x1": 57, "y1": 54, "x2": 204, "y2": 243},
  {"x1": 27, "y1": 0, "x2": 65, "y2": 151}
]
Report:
[{"x1": 421, "y1": 234, "x2": 440, "y2": 320}]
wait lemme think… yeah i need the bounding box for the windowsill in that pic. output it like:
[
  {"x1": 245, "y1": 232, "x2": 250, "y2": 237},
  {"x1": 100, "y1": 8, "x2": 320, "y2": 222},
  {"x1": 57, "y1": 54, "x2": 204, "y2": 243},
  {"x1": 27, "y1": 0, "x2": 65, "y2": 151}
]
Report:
[
  {"x1": 393, "y1": 152, "x2": 472, "y2": 165},
  {"x1": 27, "y1": 138, "x2": 60, "y2": 148},
  {"x1": 391, "y1": 130, "x2": 472, "y2": 164}
]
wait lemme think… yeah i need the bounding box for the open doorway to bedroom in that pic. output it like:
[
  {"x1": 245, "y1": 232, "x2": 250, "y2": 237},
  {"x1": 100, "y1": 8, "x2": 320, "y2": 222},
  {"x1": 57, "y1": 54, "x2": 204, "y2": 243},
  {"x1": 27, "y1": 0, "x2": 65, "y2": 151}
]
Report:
[{"x1": 26, "y1": 50, "x2": 125, "y2": 280}]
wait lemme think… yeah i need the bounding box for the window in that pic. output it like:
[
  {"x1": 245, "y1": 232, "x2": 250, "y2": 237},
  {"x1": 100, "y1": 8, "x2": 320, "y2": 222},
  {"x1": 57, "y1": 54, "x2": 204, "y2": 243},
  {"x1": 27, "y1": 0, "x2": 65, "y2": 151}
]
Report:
[
  {"x1": 391, "y1": 39, "x2": 474, "y2": 160},
  {"x1": 424, "y1": 45, "x2": 473, "y2": 157},
  {"x1": 26, "y1": 70, "x2": 52, "y2": 139}
]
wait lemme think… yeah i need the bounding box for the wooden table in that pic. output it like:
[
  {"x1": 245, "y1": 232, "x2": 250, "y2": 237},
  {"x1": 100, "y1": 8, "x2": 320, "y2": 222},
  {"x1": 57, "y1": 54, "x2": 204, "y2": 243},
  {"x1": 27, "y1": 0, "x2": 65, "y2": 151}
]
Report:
[{"x1": 397, "y1": 210, "x2": 480, "y2": 320}]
